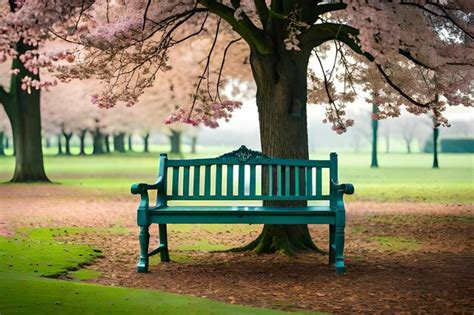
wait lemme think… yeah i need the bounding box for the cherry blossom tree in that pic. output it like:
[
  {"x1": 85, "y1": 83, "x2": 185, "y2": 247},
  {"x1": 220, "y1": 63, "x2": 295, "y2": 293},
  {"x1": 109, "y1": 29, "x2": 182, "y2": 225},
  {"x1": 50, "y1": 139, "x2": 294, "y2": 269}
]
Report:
[{"x1": 2, "y1": 0, "x2": 473, "y2": 253}]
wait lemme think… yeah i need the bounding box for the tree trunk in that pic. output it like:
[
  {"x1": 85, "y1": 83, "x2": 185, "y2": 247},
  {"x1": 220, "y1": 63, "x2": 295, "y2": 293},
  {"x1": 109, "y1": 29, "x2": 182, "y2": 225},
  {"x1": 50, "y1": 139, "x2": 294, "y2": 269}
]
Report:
[
  {"x1": 190, "y1": 136, "x2": 197, "y2": 154},
  {"x1": 234, "y1": 48, "x2": 319, "y2": 255},
  {"x1": 57, "y1": 134, "x2": 63, "y2": 156},
  {"x1": 0, "y1": 41, "x2": 49, "y2": 182},
  {"x1": 79, "y1": 129, "x2": 87, "y2": 155},
  {"x1": 44, "y1": 137, "x2": 51, "y2": 149},
  {"x1": 169, "y1": 130, "x2": 181, "y2": 155},
  {"x1": 104, "y1": 134, "x2": 111, "y2": 153},
  {"x1": 0, "y1": 131, "x2": 5, "y2": 156},
  {"x1": 128, "y1": 134, "x2": 134, "y2": 152},
  {"x1": 113, "y1": 132, "x2": 126, "y2": 153},
  {"x1": 92, "y1": 128, "x2": 105, "y2": 155},
  {"x1": 405, "y1": 139, "x2": 412, "y2": 154},
  {"x1": 433, "y1": 127, "x2": 439, "y2": 169},
  {"x1": 5, "y1": 136, "x2": 9, "y2": 150},
  {"x1": 143, "y1": 132, "x2": 150, "y2": 153},
  {"x1": 371, "y1": 104, "x2": 379, "y2": 168},
  {"x1": 62, "y1": 129, "x2": 73, "y2": 156}
]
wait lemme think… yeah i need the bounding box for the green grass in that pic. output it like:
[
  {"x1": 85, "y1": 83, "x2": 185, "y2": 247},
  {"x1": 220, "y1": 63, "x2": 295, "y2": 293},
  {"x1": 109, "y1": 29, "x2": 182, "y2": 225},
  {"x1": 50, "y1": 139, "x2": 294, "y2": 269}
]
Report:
[
  {"x1": 0, "y1": 227, "x2": 102, "y2": 278},
  {"x1": 0, "y1": 274, "x2": 297, "y2": 315},
  {"x1": 369, "y1": 236, "x2": 422, "y2": 252},
  {"x1": 0, "y1": 228, "x2": 306, "y2": 314},
  {"x1": 0, "y1": 151, "x2": 472, "y2": 203}
]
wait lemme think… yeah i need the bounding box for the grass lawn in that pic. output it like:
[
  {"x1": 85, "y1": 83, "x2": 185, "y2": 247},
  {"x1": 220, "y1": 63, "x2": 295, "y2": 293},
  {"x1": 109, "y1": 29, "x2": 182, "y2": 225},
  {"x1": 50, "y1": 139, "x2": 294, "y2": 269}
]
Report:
[
  {"x1": 0, "y1": 228, "x2": 303, "y2": 315},
  {"x1": 0, "y1": 149, "x2": 472, "y2": 203}
]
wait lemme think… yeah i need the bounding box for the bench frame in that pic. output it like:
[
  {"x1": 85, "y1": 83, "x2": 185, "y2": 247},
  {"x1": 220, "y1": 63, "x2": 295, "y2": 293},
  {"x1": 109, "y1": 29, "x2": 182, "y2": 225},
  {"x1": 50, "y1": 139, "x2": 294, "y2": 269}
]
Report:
[{"x1": 131, "y1": 146, "x2": 354, "y2": 275}]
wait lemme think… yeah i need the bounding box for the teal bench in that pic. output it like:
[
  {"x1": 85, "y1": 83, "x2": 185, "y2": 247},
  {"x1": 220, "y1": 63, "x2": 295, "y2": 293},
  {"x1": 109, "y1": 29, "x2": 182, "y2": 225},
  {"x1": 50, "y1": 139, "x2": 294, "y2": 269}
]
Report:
[{"x1": 131, "y1": 146, "x2": 354, "y2": 274}]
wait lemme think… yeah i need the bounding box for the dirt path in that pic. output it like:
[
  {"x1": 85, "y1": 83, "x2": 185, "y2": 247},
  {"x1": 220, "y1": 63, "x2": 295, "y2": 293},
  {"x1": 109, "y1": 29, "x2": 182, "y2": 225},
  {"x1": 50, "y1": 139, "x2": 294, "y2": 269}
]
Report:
[{"x1": 1, "y1": 184, "x2": 473, "y2": 313}]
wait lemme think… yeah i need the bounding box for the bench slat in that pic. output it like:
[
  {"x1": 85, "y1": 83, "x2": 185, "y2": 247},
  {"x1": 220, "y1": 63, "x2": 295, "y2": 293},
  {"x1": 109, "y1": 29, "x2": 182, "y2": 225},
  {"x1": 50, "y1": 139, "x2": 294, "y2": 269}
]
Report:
[
  {"x1": 277, "y1": 165, "x2": 282, "y2": 196},
  {"x1": 238, "y1": 164, "x2": 245, "y2": 196},
  {"x1": 306, "y1": 167, "x2": 313, "y2": 196},
  {"x1": 193, "y1": 166, "x2": 200, "y2": 196},
  {"x1": 172, "y1": 167, "x2": 179, "y2": 196},
  {"x1": 227, "y1": 165, "x2": 233, "y2": 196},
  {"x1": 183, "y1": 166, "x2": 190, "y2": 196},
  {"x1": 250, "y1": 165, "x2": 256, "y2": 196},
  {"x1": 268, "y1": 165, "x2": 273, "y2": 196},
  {"x1": 316, "y1": 167, "x2": 322, "y2": 197},
  {"x1": 295, "y1": 166, "x2": 300, "y2": 196},
  {"x1": 216, "y1": 164, "x2": 222, "y2": 196},
  {"x1": 204, "y1": 165, "x2": 211, "y2": 196},
  {"x1": 285, "y1": 166, "x2": 290, "y2": 196}
]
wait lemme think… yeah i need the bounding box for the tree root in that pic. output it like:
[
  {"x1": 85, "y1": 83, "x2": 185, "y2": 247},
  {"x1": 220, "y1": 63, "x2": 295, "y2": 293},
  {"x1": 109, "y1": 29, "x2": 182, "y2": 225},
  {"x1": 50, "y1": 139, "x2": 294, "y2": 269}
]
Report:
[{"x1": 228, "y1": 224, "x2": 325, "y2": 256}]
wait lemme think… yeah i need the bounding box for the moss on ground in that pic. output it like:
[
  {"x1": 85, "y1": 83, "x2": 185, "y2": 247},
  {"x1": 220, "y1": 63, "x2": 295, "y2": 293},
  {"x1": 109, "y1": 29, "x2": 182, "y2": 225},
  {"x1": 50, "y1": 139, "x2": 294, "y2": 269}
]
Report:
[
  {"x1": 0, "y1": 274, "x2": 298, "y2": 315},
  {"x1": 369, "y1": 236, "x2": 422, "y2": 252},
  {"x1": 0, "y1": 227, "x2": 102, "y2": 278}
]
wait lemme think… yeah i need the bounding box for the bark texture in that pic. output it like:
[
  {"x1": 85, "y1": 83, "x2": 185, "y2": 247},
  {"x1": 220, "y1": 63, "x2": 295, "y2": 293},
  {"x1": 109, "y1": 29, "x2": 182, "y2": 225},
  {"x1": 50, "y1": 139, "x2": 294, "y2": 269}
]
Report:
[
  {"x1": 143, "y1": 133, "x2": 150, "y2": 153},
  {"x1": 371, "y1": 104, "x2": 379, "y2": 168},
  {"x1": 57, "y1": 134, "x2": 63, "y2": 155},
  {"x1": 1, "y1": 41, "x2": 49, "y2": 182},
  {"x1": 104, "y1": 134, "x2": 111, "y2": 153},
  {"x1": 169, "y1": 129, "x2": 182, "y2": 155},
  {"x1": 92, "y1": 128, "x2": 105, "y2": 155},
  {"x1": 0, "y1": 131, "x2": 4, "y2": 156},
  {"x1": 238, "y1": 48, "x2": 320, "y2": 254},
  {"x1": 128, "y1": 134, "x2": 134, "y2": 152},
  {"x1": 191, "y1": 136, "x2": 197, "y2": 154},
  {"x1": 113, "y1": 133, "x2": 126, "y2": 153},
  {"x1": 62, "y1": 129, "x2": 73, "y2": 155},
  {"x1": 433, "y1": 127, "x2": 439, "y2": 169},
  {"x1": 79, "y1": 129, "x2": 87, "y2": 155}
]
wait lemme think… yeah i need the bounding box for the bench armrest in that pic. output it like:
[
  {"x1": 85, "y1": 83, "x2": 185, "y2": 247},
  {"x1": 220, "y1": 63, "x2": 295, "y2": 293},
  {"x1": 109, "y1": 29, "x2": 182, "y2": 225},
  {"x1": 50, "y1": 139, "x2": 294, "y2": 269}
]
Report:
[
  {"x1": 131, "y1": 177, "x2": 164, "y2": 215},
  {"x1": 131, "y1": 176, "x2": 164, "y2": 195},
  {"x1": 131, "y1": 183, "x2": 158, "y2": 195},
  {"x1": 331, "y1": 180, "x2": 355, "y2": 195}
]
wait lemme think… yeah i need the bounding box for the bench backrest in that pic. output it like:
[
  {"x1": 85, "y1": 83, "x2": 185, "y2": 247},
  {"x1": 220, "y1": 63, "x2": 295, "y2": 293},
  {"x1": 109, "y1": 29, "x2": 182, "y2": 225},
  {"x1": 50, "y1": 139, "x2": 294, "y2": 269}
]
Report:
[{"x1": 156, "y1": 146, "x2": 339, "y2": 205}]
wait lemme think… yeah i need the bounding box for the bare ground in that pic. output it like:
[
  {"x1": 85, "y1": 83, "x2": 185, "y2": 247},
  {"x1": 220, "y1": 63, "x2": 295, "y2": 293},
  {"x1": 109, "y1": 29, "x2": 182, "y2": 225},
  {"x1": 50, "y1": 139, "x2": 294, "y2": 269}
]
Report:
[{"x1": 1, "y1": 184, "x2": 473, "y2": 313}]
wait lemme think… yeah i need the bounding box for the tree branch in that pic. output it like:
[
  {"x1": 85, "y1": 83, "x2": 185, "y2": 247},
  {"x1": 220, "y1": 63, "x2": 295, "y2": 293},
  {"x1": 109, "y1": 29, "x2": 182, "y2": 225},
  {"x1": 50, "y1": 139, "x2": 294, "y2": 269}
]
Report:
[
  {"x1": 376, "y1": 64, "x2": 433, "y2": 108},
  {"x1": 199, "y1": 0, "x2": 271, "y2": 54},
  {"x1": 300, "y1": 23, "x2": 374, "y2": 61},
  {"x1": 398, "y1": 48, "x2": 435, "y2": 70},
  {"x1": 253, "y1": 0, "x2": 269, "y2": 29}
]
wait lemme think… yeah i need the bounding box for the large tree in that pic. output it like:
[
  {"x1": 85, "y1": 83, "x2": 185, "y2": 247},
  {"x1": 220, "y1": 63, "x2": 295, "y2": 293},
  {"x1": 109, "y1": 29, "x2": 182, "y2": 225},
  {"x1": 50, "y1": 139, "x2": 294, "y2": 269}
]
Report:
[{"x1": 2, "y1": 1, "x2": 472, "y2": 253}]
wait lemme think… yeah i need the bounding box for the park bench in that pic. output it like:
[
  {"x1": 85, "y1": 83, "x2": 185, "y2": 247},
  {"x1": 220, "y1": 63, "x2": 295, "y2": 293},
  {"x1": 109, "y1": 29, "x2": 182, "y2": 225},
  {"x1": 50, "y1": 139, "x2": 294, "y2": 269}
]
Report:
[{"x1": 131, "y1": 146, "x2": 354, "y2": 274}]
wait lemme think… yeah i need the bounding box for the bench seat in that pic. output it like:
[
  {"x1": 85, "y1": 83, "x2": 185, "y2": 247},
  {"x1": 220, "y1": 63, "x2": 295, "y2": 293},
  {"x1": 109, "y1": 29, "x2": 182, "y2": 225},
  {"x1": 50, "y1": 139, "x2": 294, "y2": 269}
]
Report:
[{"x1": 148, "y1": 206, "x2": 336, "y2": 224}]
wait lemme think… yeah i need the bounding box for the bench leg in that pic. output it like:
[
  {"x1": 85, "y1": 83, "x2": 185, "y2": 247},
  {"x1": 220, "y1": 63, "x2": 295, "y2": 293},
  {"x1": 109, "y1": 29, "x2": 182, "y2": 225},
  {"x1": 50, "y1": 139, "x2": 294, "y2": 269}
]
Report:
[
  {"x1": 137, "y1": 225, "x2": 150, "y2": 273},
  {"x1": 329, "y1": 224, "x2": 336, "y2": 264},
  {"x1": 334, "y1": 225, "x2": 346, "y2": 275},
  {"x1": 159, "y1": 224, "x2": 170, "y2": 262}
]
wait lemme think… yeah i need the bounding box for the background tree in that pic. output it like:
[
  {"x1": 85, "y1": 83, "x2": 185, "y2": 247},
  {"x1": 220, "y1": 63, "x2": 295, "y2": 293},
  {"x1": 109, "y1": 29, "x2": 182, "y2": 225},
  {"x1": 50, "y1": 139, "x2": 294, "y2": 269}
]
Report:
[{"x1": 370, "y1": 104, "x2": 379, "y2": 168}]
